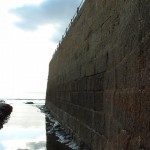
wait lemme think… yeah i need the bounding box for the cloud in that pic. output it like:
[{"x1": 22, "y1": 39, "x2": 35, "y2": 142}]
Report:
[
  {"x1": 26, "y1": 141, "x2": 46, "y2": 150},
  {"x1": 10, "y1": 0, "x2": 81, "y2": 31}
]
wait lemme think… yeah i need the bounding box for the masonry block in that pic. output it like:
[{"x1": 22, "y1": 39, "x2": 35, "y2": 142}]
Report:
[{"x1": 46, "y1": 0, "x2": 150, "y2": 149}]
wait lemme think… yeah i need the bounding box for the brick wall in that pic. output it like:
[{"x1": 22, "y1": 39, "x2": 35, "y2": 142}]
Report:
[{"x1": 46, "y1": 0, "x2": 150, "y2": 149}]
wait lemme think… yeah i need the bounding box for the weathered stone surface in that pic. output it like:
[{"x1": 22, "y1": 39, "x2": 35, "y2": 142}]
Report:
[{"x1": 46, "y1": 0, "x2": 150, "y2": 149}]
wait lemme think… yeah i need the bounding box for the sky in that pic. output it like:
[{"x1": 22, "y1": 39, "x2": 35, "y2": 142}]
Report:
[{"x1": 0, "y1": 0, "x2": 82, "y2": 99}]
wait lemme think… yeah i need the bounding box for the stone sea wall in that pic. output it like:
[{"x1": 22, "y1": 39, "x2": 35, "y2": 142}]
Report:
[{"x1": 46, "y1": 0, "x2": 150, "y2": 149}]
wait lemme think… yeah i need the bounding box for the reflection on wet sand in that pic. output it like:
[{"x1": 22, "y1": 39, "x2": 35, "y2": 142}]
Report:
[{"x1": 26, "y1": 141, "x2": 46, "y2": 150}]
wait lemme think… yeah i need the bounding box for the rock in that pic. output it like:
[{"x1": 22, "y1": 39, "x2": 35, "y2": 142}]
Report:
[
  {"x1": 0, "y1": 103, "x2": 13, "y2": 128},
  {"x1": 0, "y1": 103, "x2": 13, "y2": 116},
  {"x1": 25, "y1": 102, "x2": 34, "y2": 104}
]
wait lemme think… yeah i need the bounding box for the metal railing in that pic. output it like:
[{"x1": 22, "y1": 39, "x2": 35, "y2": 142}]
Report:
[
  {"x1": 63, "y1": 0, "x2": 85, "y2": 38},
  {"x1": 53, "y1": 0, "x2": 85, "y2": 58}
]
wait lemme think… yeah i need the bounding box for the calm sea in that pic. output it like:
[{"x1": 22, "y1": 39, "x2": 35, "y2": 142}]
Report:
[{"x1": 0, "y1": 99, "x2": 78, "y2": 150}]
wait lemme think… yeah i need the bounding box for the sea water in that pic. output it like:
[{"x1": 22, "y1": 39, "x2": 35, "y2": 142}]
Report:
[
  {"x1": 0, "y1": 100, "x2": 46, "y2": 150},
  {"x1": 0, "y1": 100, "x2": 79, "y2": 150}
]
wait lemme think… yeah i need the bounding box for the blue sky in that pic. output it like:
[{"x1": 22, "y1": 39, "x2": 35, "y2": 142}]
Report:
[{"x1": 0, "y1": 0, "x2": 82, "y2": 99}]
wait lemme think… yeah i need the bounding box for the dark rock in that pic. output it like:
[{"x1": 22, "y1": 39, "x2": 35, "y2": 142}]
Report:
[
  {"x1": 25, "y1": 102, "x2": 34, "y2": 104},
  {"x1": 0, "y1": 100, "x2": 5, "y2": 103},
  {"x1": 0, "y1": 103, "x2": 13, "y2": 116},
  {"x1": 0, "y1": 103, "x2": 13, "y2": 129}
]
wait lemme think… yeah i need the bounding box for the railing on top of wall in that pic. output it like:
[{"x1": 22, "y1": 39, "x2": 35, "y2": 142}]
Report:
[
  {"x1": 62, "y1": 0, "x2": 85, "y2": 39},
  {"x1": 52, "y1": 0, "x2": 85, "y2": 60}
]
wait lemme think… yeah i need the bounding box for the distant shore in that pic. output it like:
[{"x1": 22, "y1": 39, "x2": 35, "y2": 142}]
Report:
[{"x1": 1, "y1": 99, "x2": 45, "y2": 100}]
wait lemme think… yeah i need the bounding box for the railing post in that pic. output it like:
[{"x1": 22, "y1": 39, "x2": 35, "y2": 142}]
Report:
[
  {"x1": 55, "y1": 0, "x2": 85, "y2": 54},
  {"x1": 77, "y1": 7, "x2": 79, "y2": 14}
]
